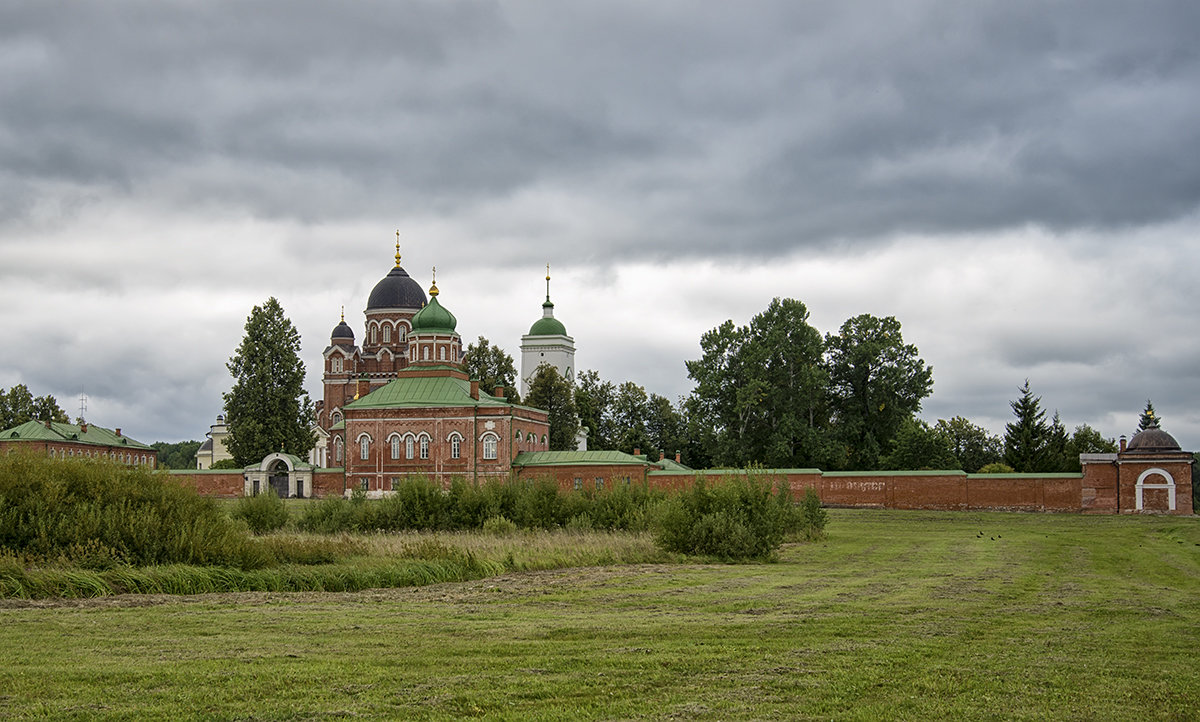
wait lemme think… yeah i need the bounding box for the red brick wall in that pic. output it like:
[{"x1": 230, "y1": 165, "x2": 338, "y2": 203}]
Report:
[
  {"x1": 1080, "y1": 462, "x2": 1119, "y2": 513},
  {"x1": 1117, "y1": 457, "x2": 1194, "y2": 514},
  {"x1": 643, "y1": 469, "x2": 1088, "y2": 513},
  {"x1": 516, "y1": 464, "x2": 650, "y2": 491},
  {"x1": 172, "y1": 470, "x2": 243, "y2": 497}
]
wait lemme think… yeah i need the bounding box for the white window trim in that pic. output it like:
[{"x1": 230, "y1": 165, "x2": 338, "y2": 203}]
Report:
[{"x1": 480, "y1": 431, "x2": 499, "y2": 460}]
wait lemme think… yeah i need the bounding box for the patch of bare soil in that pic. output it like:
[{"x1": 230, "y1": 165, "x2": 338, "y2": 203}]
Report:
[{"x1": 0, "y1": 564, "x2": 696, "y2": 611}]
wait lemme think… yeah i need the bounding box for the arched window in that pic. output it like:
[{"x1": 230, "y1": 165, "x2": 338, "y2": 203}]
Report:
[
  {"x1": 448, "y1": 433, "x2": 462, "y2": 459},
  {"x1": 527, "y1": 433, "x2": 535, "y2": 443},
  {"x1": 390, "y1": 435, "x2": 401, "y2": 459},
  {"x1": 541, "y1": 434, "x2": 547, "y2": 446},
  {"x1": 399, "y1": 326, "x2": 406, "y2": 342},
  {"x1": 439, "y1": 347, "x2": 446, "y2": 361},
  {"x1": 481, "y1": 432, "x2": 499, "y2": 460},
  {"x1": 419, "y1": 434, "x2": 430, "y2": 460},
  {"x1": 405, "y1": 435, "x2": 415, "y2": 460},
  {"x1": 358, "y1": 434, "x2": 371, "y2": 460},
  {"x1": 332, "y1": 410, "x2": 342, "y2": 424},
  {"x1": 423, "y1": 346, "x2": 430, "y2": 361},
  {"x1": 332, "y1": 356, "x2": 343, "y2": 373},
  {"x1": 335, "y1": 438, "x2": 344, "y2": 462},
  {"x1": 369, "y1": 324, "x2": 377, "y2": 345},
  {"x1": 383, "y1": 324, "x2": 391, "y2": 343}
]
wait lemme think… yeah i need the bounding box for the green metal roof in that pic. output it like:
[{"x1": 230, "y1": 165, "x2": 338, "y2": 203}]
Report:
[
  {"x1": 346, "y1": 371, "x2": 536, "y2": 411},
  {"x1": 528, "y1": 301, "x2": 568, "y2": 336},
  {"x1": 655, "y1": 458, "x2": 693, "y2": 472},
  {"x1": 513, "y1": 450, "x2": 651, "y2": 467},
  {"x1": 0, "y1": 420, "x2": 153, "y2": 450},
  {"x1": 647, "y1": 467, "x2": 822, "y2": 476}
]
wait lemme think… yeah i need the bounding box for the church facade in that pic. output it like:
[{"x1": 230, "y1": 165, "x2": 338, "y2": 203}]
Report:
[{"x1": 315, "y1": 242, "x2": 556, "y2": 489}]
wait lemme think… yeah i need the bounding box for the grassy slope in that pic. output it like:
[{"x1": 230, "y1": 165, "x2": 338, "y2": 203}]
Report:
[{"x1": 1, "y1": 510, "x2": 1198, "y2": 720}]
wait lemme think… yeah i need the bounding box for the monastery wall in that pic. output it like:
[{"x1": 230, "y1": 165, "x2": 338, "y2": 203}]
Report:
[{"x1": 168, "y1": 456, "x2": 1192, "y2": 515}]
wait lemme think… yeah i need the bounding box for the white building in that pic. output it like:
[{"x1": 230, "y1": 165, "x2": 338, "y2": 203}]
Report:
[{"x1": 520, "y1": 269, "x2": 575, "y2": 398}]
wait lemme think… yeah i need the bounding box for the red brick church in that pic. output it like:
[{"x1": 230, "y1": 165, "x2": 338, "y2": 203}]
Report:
[{"x1": 314, "y1": 239, "x2": 553, "y2": 491}]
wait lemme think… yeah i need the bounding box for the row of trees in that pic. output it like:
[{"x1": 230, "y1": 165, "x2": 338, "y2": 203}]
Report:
[{"x1": 462, "y1": 299, "x2": 1136, "y2": 474}]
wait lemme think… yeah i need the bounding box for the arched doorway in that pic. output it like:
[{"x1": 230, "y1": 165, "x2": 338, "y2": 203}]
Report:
[{"x1": 269, "y1": 459, "x2": 290, "y2": 498}]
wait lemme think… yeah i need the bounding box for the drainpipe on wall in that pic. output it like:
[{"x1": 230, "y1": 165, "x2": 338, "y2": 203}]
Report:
[{"x1": 472, "y1": 405, "x2": 478, "y2": 486}]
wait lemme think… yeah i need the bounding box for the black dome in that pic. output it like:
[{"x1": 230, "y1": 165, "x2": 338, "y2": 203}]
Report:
[
  {"x1": 331, "y1": 319, "x2": 355, "y2": 341},
  {"x1": 1126, "y1": 426, "x2": 1182, "y2": 453},
  {"x1": 367, "y1": 266, "x2": 427, "y2": 310}
]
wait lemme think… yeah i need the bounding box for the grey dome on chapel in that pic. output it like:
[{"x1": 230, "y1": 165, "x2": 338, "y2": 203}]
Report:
[
  {"x1": 1125, "y1": 426, "x2": 1182, "y2": 453},
  {"x1": 331, "y1": 319, "x2": 354, "y2": 341},
  {"x1": 367, "y1": 266, "x2": 427, "y2": 310}
]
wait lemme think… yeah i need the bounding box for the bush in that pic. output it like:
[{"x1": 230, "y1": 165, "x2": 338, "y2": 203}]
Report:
[
  {"x1": 0, "y1": 452, "x2": 267, "y2": 569},
  {"x1": 481, "y1": 515, "x2": 519, "y2": 536},
  {"x1": 231, "y1": 489, "x2": 290, "y2": 534},
  {"x1": 297, "y1": 496, "x2": 359, "y2": 533},
  {"x1": 654, "y1": 477, "x2": 788, "y2": 561},
  {"x1": 977, "y1": 462, "x2": 1016, "y2": 474},
  {"x1": 794, "y1": 487, "x2": 828, "y2": 541}
]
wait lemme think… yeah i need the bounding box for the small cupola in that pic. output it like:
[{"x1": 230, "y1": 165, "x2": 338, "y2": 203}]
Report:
[
  {"x1": 330, "y1": 306, "x2": 355, "y2": 345},
  {"x1": 407, "y1": 268, "x2": 462, "y2": 366},
  {"x1": 527, "y1": 265, "x2": 568, "y2": 336}
]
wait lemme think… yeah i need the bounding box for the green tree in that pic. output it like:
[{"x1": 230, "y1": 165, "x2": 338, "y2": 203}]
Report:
[
  {"x1": 574, "y1": 369, "x2": 616, "y2": 451},
  {"x1": 1003, "y1": 380, "x2": 1049, "y2": 472},
  {"x1": 1044, "y1": 411, "x2": 1072, "y2": 472},
  {"x1": 933, "y1": 416, "x2": 1002, "y2": 473},
  {"x1": 1059, "y1": 424, "x2": 1118, "y2": 472},
  {"x1": 1138, "y1": 399, "x2": 1160, "y2": 431},
  {"x1": 150, "y1": 440, "x2": 203, "y2": 470},
  {"x1": 884, "y1": 418, "x2": 957, "y2": 470},
  {"x1": 645, "y1": 393, "x2": 686, "y2": 463},
  {"x1": 0, "y1": 384, "x2": 69, "y2": 430},
  {"x1": 223, "y1": 297, "x2": 315, "y2": 466},
  {"x1": 462, "y1": 336, "x2": 521, "y2": 403},
  {"x1": 612, "y1": 381, "x2": 654, "y2": 457},
  {"x1": 526, "y1": 363, "x2": 579, "y2": 451},
  {"x1": 686, "y1": 298, "x2": 832, "y2": 468},
  {"x1": 824, "y1": 314, "x2": 934, "y2": 470}
]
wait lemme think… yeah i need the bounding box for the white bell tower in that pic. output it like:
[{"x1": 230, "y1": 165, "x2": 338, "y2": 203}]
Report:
[{"x1": 520, "y1": 265, "x2": 575, "y2": 398}]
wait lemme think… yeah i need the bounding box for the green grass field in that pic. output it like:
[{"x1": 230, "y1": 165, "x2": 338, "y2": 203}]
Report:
[{"x1": 1, "y1": 509, "x2": 1197, "y2": 720}]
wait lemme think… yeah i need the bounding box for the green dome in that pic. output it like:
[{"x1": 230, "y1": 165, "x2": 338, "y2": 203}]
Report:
[
  {"x1": 411, "y1": 295, "x2": 457, "y2": 334},
  {"x1": 529, "y1": 301, "x2": 567, "y2": 336}
]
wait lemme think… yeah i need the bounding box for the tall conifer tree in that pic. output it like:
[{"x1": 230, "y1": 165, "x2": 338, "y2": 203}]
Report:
[
  {"x1": 1003, "y1": 380, "x2": 1049, "y2": 472},
  {"x1": 223, "y1": 298, "x2": 315, "y2": 466}
]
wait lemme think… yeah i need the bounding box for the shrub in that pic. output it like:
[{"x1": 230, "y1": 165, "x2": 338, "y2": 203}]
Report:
[
  {"x1": 0, "y1": 452, "x2": 266, "y2": 569},
  {"x1": 297, "y1": 496, "x2": 360, "y2": 533},
  {"x1": 977, "y1": 462, "x2": 1016, "y2": 474},
  {"x1": 231, "y1": 489, "x2": 290, "y2": 534},
  {"x1": 795, "y1": 487, "x2": 828, "y2": 541},
  {"x1": 481, "y1": 515, "x2": 519, "y2": 536},
  {"x1": 654, "y1": 477, "x2": 787, "y2": 561}
]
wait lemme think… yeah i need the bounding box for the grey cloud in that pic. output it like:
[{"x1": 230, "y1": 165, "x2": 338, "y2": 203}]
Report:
[{"x1": 2, "y1": 1, "x2": 1198, "y2": 260}]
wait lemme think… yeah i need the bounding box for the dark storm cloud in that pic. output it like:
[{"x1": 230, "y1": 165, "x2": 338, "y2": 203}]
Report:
[{"x1": 2, "y1": 1, "x2": 1198, "y2": 261}]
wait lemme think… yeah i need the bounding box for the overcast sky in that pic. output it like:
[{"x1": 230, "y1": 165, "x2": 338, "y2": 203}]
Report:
[{"x1": 1, "y1": 1, "x2": 1197, "y2": 450}]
